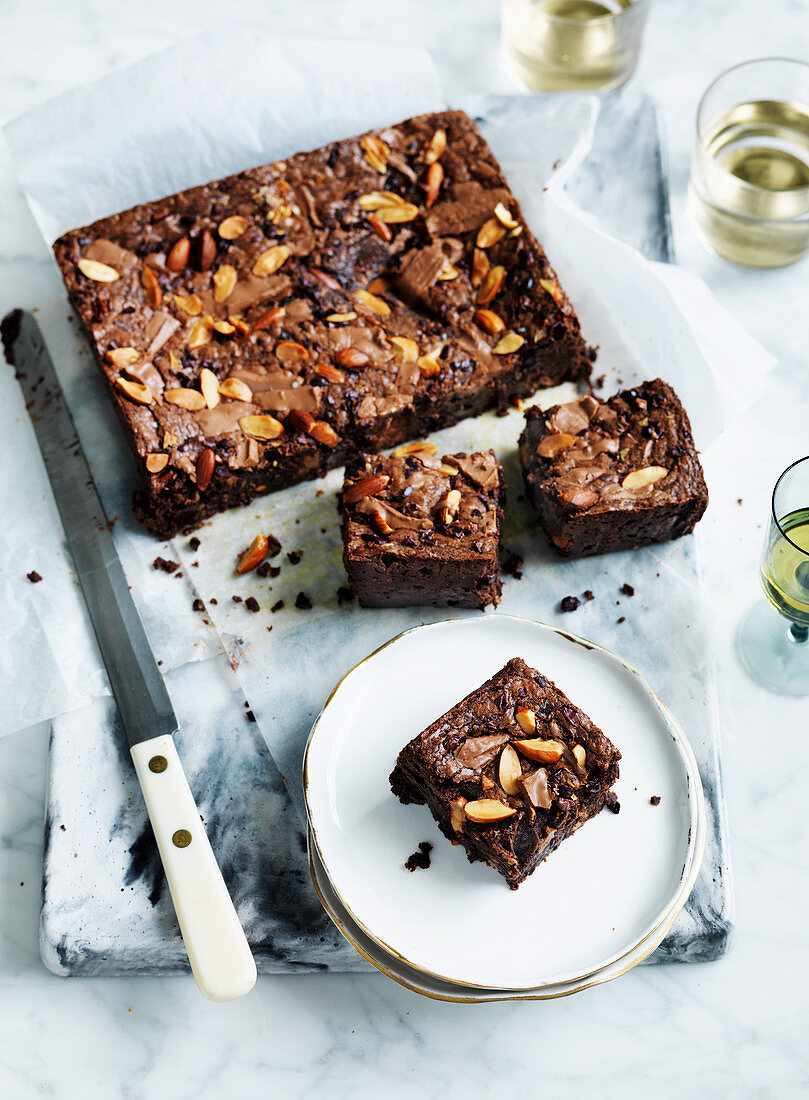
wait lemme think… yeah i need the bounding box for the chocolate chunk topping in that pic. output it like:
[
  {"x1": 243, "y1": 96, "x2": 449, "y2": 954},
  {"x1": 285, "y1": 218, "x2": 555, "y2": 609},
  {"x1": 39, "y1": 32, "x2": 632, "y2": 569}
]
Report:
[
  {"x1": 519, "y1": 768, "x2": 552, "y2": 810},
  {"x1": 453, "y1": 733, "x2": 510, "y2": 771}
]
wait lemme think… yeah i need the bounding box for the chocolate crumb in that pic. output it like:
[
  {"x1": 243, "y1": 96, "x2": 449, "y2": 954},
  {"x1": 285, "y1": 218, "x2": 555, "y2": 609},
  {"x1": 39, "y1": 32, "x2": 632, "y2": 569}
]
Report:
[
  {"x1": 502, "y1": 551, "x2": 524, "y2": 580},
  {"x1": 266, "y1": 535, "x2": 282, "y2": 558},
  {"x1": 60, "y1": 824, "x2": 66, "y2": 831},
  {"x1": 604, "y1": 791, "x2": 620, "y2": 814},
  {"x1": 192, "y1": 598, "x2": 205, "y2": 612},
  {"x1": 245, "y1": 596, "x2": 260, "y2": 613},
  {"x1": 337, "y1": 586, "x2": 355, "y2": 605},
  {"x1": 583, "y1": 589, "x2": 595, "y2": 601},
  {"x1": 271, "y1": 599, "x2": 285, "y2": 612},
  {"x1": 210, "y1": 598, "x2": 217, "y2": 605},
  {"x1": 621, "y1": 583, "x2": 635, "y2": 597},
  {"x1": 617, "y1": 616, "x2": 626, "y2": 624},
  {"x1": 405, "y1": 841, "x2": 433, "y2": 872},
  {"x1": 152, "y1": 556, "x2": 179, "y2": 573},
  {"x1": 287, "y1": 550, "x2": 303, "y2": 565},
  {"x1": 232, "y1": 594, "x2": 243, "y2": 603},
  {"x1": 295, "y1": 591, "x2": 312, "y2": 610},
  {"x1": 255, "y1": 561, "x2": 271, "y2": 578},
  {"x1": 246, "y1": 710, "x2": 256, "y2": 723},
  {"x1": 188, "y1": 537, "x2": 201, "y2": 551},
  {"x1": 737, "y1": 498, "x2": 743, "y2": 505},
  {"x1": 560, "y1": 595, "x2": 581, "y2": 613},
  {"x1": 593, "y1": 373, "x2": 606, "y2": 390},
  {"x1": 650, "y1": 795, "x2": 661, "y2": 806},
  {"x1": 26, "y1": 570, "x2": 43, "y2": 583}
]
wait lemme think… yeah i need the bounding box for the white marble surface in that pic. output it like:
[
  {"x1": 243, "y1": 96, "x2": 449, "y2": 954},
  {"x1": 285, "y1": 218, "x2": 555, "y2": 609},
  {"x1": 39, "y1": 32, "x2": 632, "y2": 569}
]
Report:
[{"x1": 1, "y1": 1, "x2": 807, "y2": 1096}]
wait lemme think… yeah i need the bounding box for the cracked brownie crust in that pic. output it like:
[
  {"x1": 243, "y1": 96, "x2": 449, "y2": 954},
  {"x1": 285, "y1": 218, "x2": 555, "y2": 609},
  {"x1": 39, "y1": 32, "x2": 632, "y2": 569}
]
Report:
[{"x1": 54, "y1": 109, "x2": 591, "y2": 538}]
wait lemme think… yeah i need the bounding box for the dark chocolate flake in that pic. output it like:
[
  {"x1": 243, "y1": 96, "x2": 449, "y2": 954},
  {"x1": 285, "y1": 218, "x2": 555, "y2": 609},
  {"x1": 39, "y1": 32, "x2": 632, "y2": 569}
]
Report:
[
  {"x1": 404, "y1": 842, "x2": 433, "y2": 873},
  {"x1": 245, "y1": 597, "x2": 260, "y2": 613},
  {"x1": 295, "y1": 591, "x2": 312, "y2": 610},
  {"x1": 560, "y1": 595, "x2": 581, "y2": 613},
  {"x1": 26, "y1": 571, "x2": 43, "y2": 584}
]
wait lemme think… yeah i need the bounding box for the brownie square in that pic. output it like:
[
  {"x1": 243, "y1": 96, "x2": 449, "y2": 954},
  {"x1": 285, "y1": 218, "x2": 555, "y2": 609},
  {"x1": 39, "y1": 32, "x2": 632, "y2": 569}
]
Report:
[
  {"x1": 53, "y1": 109, "x2": 591, "y2": 538},
  {"x1": 342, "y1": 447, "x2": 503, "y2": 609},
  {"x1": 519, "y1": 379, "x2": 708, "y2": 558},
  {"x1": 390, "y1": 657, "x2": 621, "y2": 889}
]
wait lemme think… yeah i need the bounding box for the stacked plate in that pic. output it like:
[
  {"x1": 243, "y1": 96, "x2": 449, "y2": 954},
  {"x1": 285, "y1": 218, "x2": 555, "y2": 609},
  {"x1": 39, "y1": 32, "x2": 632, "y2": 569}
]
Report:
[{"x1": 303, "y1": 616, "x2": 706, "y2": 1002}]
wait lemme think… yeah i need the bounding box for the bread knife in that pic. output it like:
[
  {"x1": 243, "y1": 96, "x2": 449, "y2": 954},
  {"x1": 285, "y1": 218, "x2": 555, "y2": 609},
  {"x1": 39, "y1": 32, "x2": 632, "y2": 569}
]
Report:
[{"x1": 5, "y1": 309, "x2": 256, "y2": 1002}]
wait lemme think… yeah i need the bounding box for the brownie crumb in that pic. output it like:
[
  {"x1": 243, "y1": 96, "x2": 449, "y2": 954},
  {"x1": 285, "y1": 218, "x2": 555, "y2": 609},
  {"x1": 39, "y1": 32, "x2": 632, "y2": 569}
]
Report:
[
  {"x1": 26, "y1": 570, "x2": 43, "y2": 583},
  {"x1": 583, "y1": 589, "x2": 595, "y2": 602},
  {"x1": 245, "y1": 596, "x2": 260, "y2": 613},
  {"x1": 60, "y1": 824, "x2": 66, "y2": 831},
  {"x1": 271, "y1": 599, "x2": 285, "y2": 612},
  {"x1": 266, "y1": 535, "x2": 282, "y2": 558},
  {"x1": 604, "y1": 791, "x2": 621, "y2": 814},
  {"x1": 337, "y1": 586, "x2": 355, "y2": 605},
  {"x1": 192, "y1": 598, "x2": 205, "y2": 612},
  {"x1": 593, "y1": 373, "x2": 606, "y2": 390},
  {"x1": 153, "y1": 556, "x2": 179, "y2": 573},
  {"x1": 621, "y1": 583, "x2": 635, "y2": 597},
  {"x1": 295, "y1": 591, "x2": 312, "y2": 610},
  {"x1": 210, "y1": 598, "x2": 218, "y2": 605},
  {"x1": 502, "y1": 551, "x2": 524, "y2": 580},
  {"x1": 737, "y1": 498, "x2": 743, "y2": 505},
  {"x1": 255, "y1": 561, "x2": 271, "y2": 578},
  {"x1": 560, "y1": 595, "x2": 581, "y2": 613},
  {"x1": 650, "y1": 795, "x2": 661, "y2": 806},
  {"x1": 232, "y1": 594, "x2": 243, "y2": 603},
  {"x1": 405, "y1": 842, "x2": 433, "y2": 873},
  {"x1": 246, "y1": 710, "x2": 256, "y2": 723},
  {"x1": 188, "y1": 537, "x2": 201, "y2": 551},
  {"x1": 287, "y1": 550, "x2": 303, "y2": 565},
  {"x1": 617, "y1": 616, "x2": 626, "y2": 624}
]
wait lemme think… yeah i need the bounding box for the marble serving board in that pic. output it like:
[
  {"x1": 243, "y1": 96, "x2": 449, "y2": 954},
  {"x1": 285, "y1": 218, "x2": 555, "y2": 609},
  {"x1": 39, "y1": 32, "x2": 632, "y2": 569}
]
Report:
[{"x1": 40, "y1": 92, "x2": 732, "y2": 976}]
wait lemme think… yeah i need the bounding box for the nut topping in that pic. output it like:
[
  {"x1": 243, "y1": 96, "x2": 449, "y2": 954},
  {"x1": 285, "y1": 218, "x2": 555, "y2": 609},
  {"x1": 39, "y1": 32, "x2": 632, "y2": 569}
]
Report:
[
  {"x1": 336, "y1": 347, "x2": 369, "y2": 368},
  {"x1": 621, "y1": 466, "x2": 668, "y2": 490},
  {"x1": 173, "y1": 293, "x2": 202, "y2": 316},
  {"x1": 314, "y1": 363, "x2": 346, "y2": 384},
  {"x1": 200, "y1": 368, "x2": 220, "y2": 410},
  {"x1": 560, "y1": 488, "x2": 599, "y2": 511},
  {"x1": 464, "y1": 799, "x2": 517, "y2": 824},
  {"x1": 218, "y1": 377, "x2": 253, "y2": 402},
  {"x1": 366, "y1": 215, "x2": 392, "y2": 242},
  {"x1": 368, "y1": 508, "x2": 393, "y2": 536},
  {"x1": 218, "y1": 215, "x2": 248, "y2": 240},
  {"x1": 212, "y1": 264, "x2": 237, "y2": 303},
  {"x1": 165, "y1": 387, "x2": 206, "y2": 411},
  {"x1": 237, "y1": 533, "x2": 270, "y2": 574},
  {"x1": 214, "y1": 320, "x2": 235, "y2": 335},
  {"x1": 145, "y1": 453, "x2": 169, "y2": 474},
  {"x1": 375, "y1": 202, "x2": 419, "y2": 224},
  {"x1": 439, "y1": 488, "x2": 461, "y2": 525},
  {"x1": 140, "y1": 266, "x2": 162, "y2": 308},
  {"x1": 417, "y1": 346, "x2": 442, "y2": 377},
  {"x1": 392, "y1": 441, "x2": 437, "y2": 458},
  {"x1": 187, "y1": 316, "x2": 214, "y2": 350},
  {"x1": 252, "y1": 244, "x2": 290, "y2": 277},
  {"x1": 493, "y1": 202, "x2": 519, "y2": 230},
  {"x1": 238, "y1": 414, "x2": 284, "y2": 441},
  {"x1": 515, "y1": 706, "x2": 537, "y2": 734},
  {"x1": 252, "y1": 306, "x2": 285, "y2": 332},
  {"x1": 572, "y1": 744, "x2": 587, "y2": 770},
  {"x1": 310, "y1": 267, "x2": 341, "y2": 290},
  {"x1": 196, "y1": 448, "x2": 215, "y2": 491},
  {"x1": 474, "y1": 308, "x2": 505, "y2": 335},
  {"x1": 344, "y1": 474, "x2": 390, "y2": 505},
  {"x1": 471, "y1": 248, "x2": 489, "y2": 288},
  {"x1": 360, "y1": 133, "x2": 389, "y2": 173},
  {"x1": 537, "y1": 432, "x2": 576, "y2": 458},
  {"x1": 275, "y1": 340, "x2": 308, "y2": 364},
  {"x1": 106, "y1": 347, "x2": 140, "y2": 368},
  {"x1": 437, "y1": 262, "x2": 459, "y2": 281},
  {"x1": 166, "y1": 237, "x2": 191, "y2": 272},
  {"x1": 309, "y1": 421, "x2": 340, "y2": 448},
  {"x1": 498, "y1": 744, "x2": 522, "y2": 796},
  {"x1": 491, "y1": 332, "x2": 525, "y2": 355},
  {"x1": 512, "y1": 738, "x2": 565, "y2": 765},
  {"x1": 198, "y1": 229, "x2": 217, "y2": 272},
  {"x1": 114, "y1": 377, "x2": 152, "y2": 405},
  {"x1": 476, "y1": 265, "x2": 505, "y2": 305},
  {"x1": 390, "y1": 336, "x2": 418, "y2": 362},
  {"x1": 325, "y1": 311, "x2": 357, "y2": 323},
  {"x1": 77, "y1": 258, "x2": 119, "y2": 283},
  {"x1": 539, "y1": 278, "x2": 565, "y2": 306},
  {"x1": 425, "y1": 161, "x2": 443, "y2": 207},
  {"x1": 423, "y1": 127, "x2": 447, "y2": 165},
  {"x1": 355, "y1": 289, "x2": 391, "y2": 317},
  {"x1": 287, "y1": 409, "x2": 315, "y2": 433},
  {"x1": 476, "y1": 218, "x2": 506, "y2": 249},
  {"x1": 450, "y1": 797, "x2": 467, "y2": 834},
  {"x1": 358, "y1": 190, "x2": 405, "y2": 211}
]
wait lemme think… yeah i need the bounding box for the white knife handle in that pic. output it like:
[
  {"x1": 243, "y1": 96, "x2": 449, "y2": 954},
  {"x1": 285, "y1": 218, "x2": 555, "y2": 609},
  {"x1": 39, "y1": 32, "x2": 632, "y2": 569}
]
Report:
[{"x1": 130, "y1": 735, "x2": 257, "y2": 1002}]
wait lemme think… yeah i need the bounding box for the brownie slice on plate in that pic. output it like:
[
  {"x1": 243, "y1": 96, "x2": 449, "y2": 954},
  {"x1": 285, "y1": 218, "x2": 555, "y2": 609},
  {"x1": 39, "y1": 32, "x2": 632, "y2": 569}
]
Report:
[
  {"x1": 390, "y1": 657, "x2": 621, "y2": 889},
  {"x1": 519, "y1": 378, "x2": 708, "y2": 558},
  {"x1": 342, "y1": 445, "x2": 504, "y2": 609}
]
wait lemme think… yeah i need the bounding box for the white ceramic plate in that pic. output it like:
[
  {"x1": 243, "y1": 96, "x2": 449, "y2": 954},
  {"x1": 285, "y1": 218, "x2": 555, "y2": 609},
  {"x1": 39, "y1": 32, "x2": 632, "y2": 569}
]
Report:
[{"x1": 304, "y1": 615, "x2": 704, "y2": 991}]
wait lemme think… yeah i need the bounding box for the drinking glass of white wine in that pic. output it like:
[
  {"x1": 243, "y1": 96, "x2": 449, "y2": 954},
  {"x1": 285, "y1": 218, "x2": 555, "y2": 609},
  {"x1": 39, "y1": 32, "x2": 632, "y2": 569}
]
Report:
[{"x1": 739, "y1": 457, "x2": 809, "y2": 695}]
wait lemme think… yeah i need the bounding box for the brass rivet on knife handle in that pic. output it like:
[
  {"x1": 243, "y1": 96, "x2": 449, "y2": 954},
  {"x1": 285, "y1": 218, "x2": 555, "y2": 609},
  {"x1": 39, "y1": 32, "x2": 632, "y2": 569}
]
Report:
[
  {"x1": 172, "y1": 829, "x2": 192, "y2": 848},
  {"x1": 149, "y1": 755, "x2": 168, "y2": 773}
]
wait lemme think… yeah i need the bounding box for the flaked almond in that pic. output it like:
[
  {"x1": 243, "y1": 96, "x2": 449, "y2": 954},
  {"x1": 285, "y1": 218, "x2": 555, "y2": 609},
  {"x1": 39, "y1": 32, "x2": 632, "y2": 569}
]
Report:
[
  {"x1": 106, "y1": 346, "x2": 140, "y2": 368},
  {"x1": 390, "y1": 336, "x2": 418, "y2": 362},
  {"x1": 368, "y1": 509, "x2": 393, "y2": 536},
  {"x1": 213, "y1": 264, "x2": 237, "y2": 303},
  {"x1": 368, "y1": 277, "x2": 390, "y2": 295},
  {"x1": 77, "y1": 258, "x2": 119, "y2": 282},
  {"x1": 439, "y1": 488, "x2": 462, "y2": 525},
  {"x1": 515, "y1": 706, "x2": 537, "y2": 734},
  {"x1": 314, "y1": 363, "x2": 346, "y2": 384},
  {"x1": 166, "y1": 237, "x2": 191, "y2": 272},
  {"x1": 439, "y1": 462, "x2": 459, "y2": 476},
  {"x1": 425, "y1": 161, "x2": 443, "y2": 207},
  {"x1": 481, "y1": 776, "x2": 495, "y2": 792},
  {"x1": 253, "y1": 244, "x2": 290, "y2": 276},
  {"x1": 218, "y1": 215, "x2": 248, "y2": 240},
  {"x1": 572, "y1": 744, "x2": 587, "y2": 770},
  {"x1": 366, "y1": 214, "x2": 392, "y2": 242},
  {"x1": 539, "y1": 278, "x2": 565, "y2": 305},
  {"x1": 423, "y1": 127, "x2": 447, "y2": 165},
  {"x1": 288, "y1": 409, "x2": 315, "y2": 433},
  {"x1": 173, "y1": 292, "x2": 202, "y2": 316},
  {"x1": 537, "y1": 432, "x2": 576, "y2": 458},
  {"x1": 358, "y1": 190, "x2": 405, "y2": 211},
  {"x1": 336, "y1": 347, "x2": 369, "y2": 368},
  {"x1": 476, "y1": 265, "x2": 505, "y2": 305},
  {"x1": 236, "y1": 533, "x2": 270, "y2": 574},
  {"x1": 214, "y1": 320, "x2": 236, "y2": 335},
  {"x1": 476, "y1": 218, "x2": 505, "y2": 249},
  {"x1": 450, "y1": 797, "x2": 467, "y2": 834},
  {"x1": 376, "y1": 202, "x2": 419, "y2": 224},
  {"x1": 325, "y1": 311, "x2": 357, "y2": 323},
  {"x1": 197, "y1": 229, "x2": 217, "y2": 272},
  {"x1": 145, "y1": 453, "x2": 169, "y2": 474},
  {"x1": 343, "y1": 473, "x2": 390, "y2": 505},
  {"x1": 187, "y1": 315, "x2": 214, "y2": 349},
  {"x1": 492, "y1": 332, "x2": 525, "y2": 355},
  {"x1": 238, "y1": 414, "x2": 284, "y2": 441},
  {"x1": 360, "y1": 133, "x2": 389, "y2": 173},
  {"x1": 512, "y1": 738, "x2": 565, "y2": 765},
  {"x1": 471, "y1": 247, "x2": 489, "y2": 288},
  {"x1": 218, "y1": 377, "x2": 253, "y2": 402},
  {"x1": 355, "y1": 289, "x2": 390, "y2": 317},
  {"x1": 560, "y1": 488, "x2": 599, "y2": 511},
  {"x1": 437, "y1": 262, "x2": 459, "y2": 281},
  {"x1": 196, "y1": 448, "x2": 215, "y2": 490},
  {"x1": 275, "y1": 340, "x2": 308, "y2": 364},
  {"x1": 310, "y1": 267, "x2": 341, "y2": 290},
  {"x1": 417, "y1": 350, "x2": 442, "y2": 378},
  {"x1": 621, "y1": 466, "x2": 668, "y2": 490},
  {"x1": 114, "y1": 377, "x2": 152, "y2": 405},
  {"x1": 494, "y1": 202, "x2": 519, "y2": 230},
  {"x1": 165, "y1": 387, "x2": 206, "y2": 411},
  {"x1": 499, "y1": 744, "x2": 522, "y2": 796},
  {"x1": 252, "y1": 306, "x2": 285, "y2": 332},
  {"x1": 140, "y1": 266, "x2": 162, "y2": 308},
  {"x1": 228, "y1": 314, "x2": 250, "y2": 335},
  {"x1": 474, "y1": 308, "x2": 505, "y2": 335},
  {"x1": 392, "y1": 441, "x2": 437, "y2": 458},
  {"x1": 200, "y1": 367, "x2": 220, "y2": 410},
  {"x1": 309, "y1": 420, "x2": 340, "y2": 448},
  {"x1": 464, "y1": 799, "x2": 517, "y2": 825}
]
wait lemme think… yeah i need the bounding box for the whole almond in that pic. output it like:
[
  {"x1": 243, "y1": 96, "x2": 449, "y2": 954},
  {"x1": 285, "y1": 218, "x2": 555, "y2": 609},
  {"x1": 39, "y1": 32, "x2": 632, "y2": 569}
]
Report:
[
  {"x1": 366, "y1": 215, "x2": 392, "y2": 242},
  {"x1": 343, "y1": 474, "x2": 390, "y2": 505},
  {"x1": 621, "y1": 466, "x2": 668, "y2": 490},
  {"x1": 287, "y1": 409, "x2": 315, "y2": 433},
  {"x1": 358, "y1": 191, "x2": 406, "y2": 211},
  {"x1": 140, "y1": 266, "x2": 162, "y2": 308},
  {"x1": 314, "y1": 363, "x2": 346, "y2": 384},
  {"x1": 218, "y1": 377, "x2": 253, "y2": 402},
  {"x1": 336, "y1": 347, "x2": 370, "y2": 368},
  {"x1": 499, "y1": 744, "x2": 522, "y2": 796},
  {"x1": 310, "y1": 267, "x2": 342, "y2": 290},
  {"x1": 275, "y1": 340, "x2": 309, "y2": 364},
  {"x1": 165, "y1": 387, "x2": 206, "y2": 411},
  {"x1": 145, "y1": 453, "x2": 169, "y2": 474},
  {"x1": 560, "y1": 488, "x2": 599, "y2": 511},
  {"x1": 236, "y1": 533, "x2": 270, "y2": 574},
  {"x1": 200, "y1": 368, "x2": 220, "y2": 410},
  {"x1": 114, "y1": 377, "x2": 152, "y2": 405},
  {"x1": 425, "y1": 162, "x2": 443, "y2": 207},
  {"x1": 213, "y1": 264, "x2": 237, "y2": 303},
  {"x1": 376, "y1": 202, "x2": 419, "y2": 224},
  {"x1": 476, "y1": 265, "x2": 505, "y2": 305},
  {"x1": 197, "y1": 229, "x2": 217, "y2": 272},
  {"x1": 450, "y1": 797, "x2": 467, "y2": 834},
  {"x1": 392, "y1": 441, "x2": 437, "y2": 458},
  {"x1": 512, "y1": 738, "x2": 565, "y2": 765},
  {"x1": 218, "y1": 215, "x2": 248, "y2": 240},
  {"x1": 476, "y1": 218, "x2": 506, "y2": 249},
  {"x1": 166, "y1": 237, "x2": 191, "y2": 272},
  {"x1": 309, "y1": 421, "x2": 340, "y2": 448},
  {"x1": 252, "y1": 306, "x2": 286, "y2": 332},
  {"x1": 474, "y1": 308, "x2": 505, "y2": 335},
  {"x1": 77, "y1": 258, "x2": 119, "y2": 283},
  {"x1": 464, "y1": 799, "x2": 517, "y2": 824},
  {"x1": 196, "y1": 448, "x2": 215, "y2": 491},
  {"x1": 515, "y1": 706, "x2": 537, "y2": 734},
  {"x1": 325, "y1": 312, "x2": 358, "y2": 323},
  {"x1": 238, "y1": 414, "x2": 284, "y2": 441},
  {"x1": 537, "y1": 432, "x2": 576, "y2": 458},
  {"x1": 253, "y1": 244, "x2": 290, "y2": 277}
]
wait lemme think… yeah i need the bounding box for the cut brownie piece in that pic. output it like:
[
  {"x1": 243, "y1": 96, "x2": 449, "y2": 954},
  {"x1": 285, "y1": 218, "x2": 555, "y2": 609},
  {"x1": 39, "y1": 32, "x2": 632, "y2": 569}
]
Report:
[
  {"x1": 390, "y1": 657, "x2": 621, "y2": 889},
  {"x1": 53, "y1": 109, "x2": 591, "y2": 538},
  {"x1": 342, "y1": 446, "x2": 503, "y2": 609},
  {"x1": 519, "y1": 378, "x2": 708, "y2": 558}
]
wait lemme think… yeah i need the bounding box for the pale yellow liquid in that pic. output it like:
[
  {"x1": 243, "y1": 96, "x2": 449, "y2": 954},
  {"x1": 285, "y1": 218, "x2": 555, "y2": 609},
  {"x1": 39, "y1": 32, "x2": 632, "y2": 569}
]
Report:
[{"x1": 762, "y1": 509, "x2": 809, "y2": 625}]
